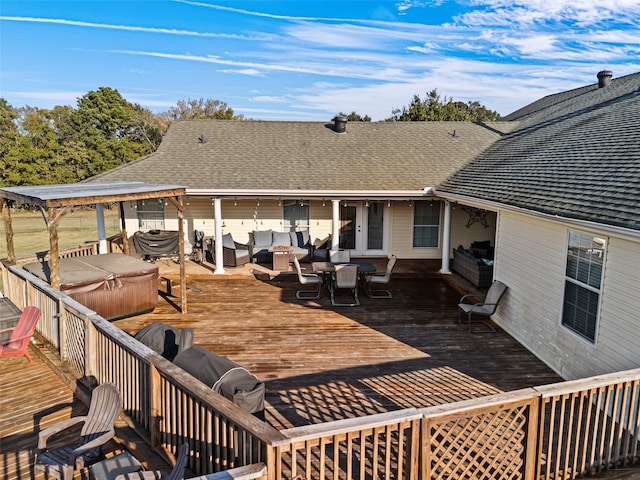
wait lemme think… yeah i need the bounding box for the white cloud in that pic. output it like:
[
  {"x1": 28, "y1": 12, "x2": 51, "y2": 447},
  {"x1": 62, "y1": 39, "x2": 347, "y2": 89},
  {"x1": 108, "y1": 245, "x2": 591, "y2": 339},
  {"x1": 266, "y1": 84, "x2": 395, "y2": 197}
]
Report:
[
  {"x1": 0, "y1": 15, "x2": 269, "y2": 40},
  {"x1": 218, "y1": 69, "x2": 265, "y2": 77}
]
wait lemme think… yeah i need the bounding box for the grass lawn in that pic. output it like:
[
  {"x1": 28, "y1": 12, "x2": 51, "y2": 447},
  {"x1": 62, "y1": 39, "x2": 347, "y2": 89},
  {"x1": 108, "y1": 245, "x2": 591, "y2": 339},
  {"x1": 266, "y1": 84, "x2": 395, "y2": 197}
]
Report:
[{"x1": 0, "y1": 207, "x2": 121, "y2": 258}]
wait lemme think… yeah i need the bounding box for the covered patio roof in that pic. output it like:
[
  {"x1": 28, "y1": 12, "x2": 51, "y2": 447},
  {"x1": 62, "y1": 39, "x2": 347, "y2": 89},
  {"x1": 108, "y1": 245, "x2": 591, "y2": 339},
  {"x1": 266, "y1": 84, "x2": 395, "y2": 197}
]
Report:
[{"x1": 0, "y1": 181, "x2": 189, "y2": 313}]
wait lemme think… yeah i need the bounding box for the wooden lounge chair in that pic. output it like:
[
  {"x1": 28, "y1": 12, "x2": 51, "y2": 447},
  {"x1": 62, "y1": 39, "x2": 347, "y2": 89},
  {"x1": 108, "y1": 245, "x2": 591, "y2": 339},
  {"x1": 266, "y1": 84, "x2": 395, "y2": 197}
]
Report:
[
  {"x1": 35, "y1": 382, "x2": 122, "y2": 480},
  {"x1": 458, "y1": 280, "x2": 508, "y2": 332},
  {"x1": 0, "y1": 305, "x2": 41, "y2": 362}
]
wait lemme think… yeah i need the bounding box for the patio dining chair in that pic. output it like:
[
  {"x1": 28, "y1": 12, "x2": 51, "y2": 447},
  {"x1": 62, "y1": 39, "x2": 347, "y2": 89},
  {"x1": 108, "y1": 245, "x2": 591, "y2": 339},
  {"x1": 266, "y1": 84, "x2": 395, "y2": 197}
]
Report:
[
  {"x1": 293, "y1": 255, "x2": 323, "y2": 299},
  {"x1": 457, "y1": 280, "x2": 508, "y2": 333},
  {"x1": 35, "y1": 382, "x2": 122, "y2": 480},
  {"x1": 363, "y1": 255, "x2": 397, "y2": 298},
  {"x1": 330, "y1": 264, "x2": 360, "y2": 307}
]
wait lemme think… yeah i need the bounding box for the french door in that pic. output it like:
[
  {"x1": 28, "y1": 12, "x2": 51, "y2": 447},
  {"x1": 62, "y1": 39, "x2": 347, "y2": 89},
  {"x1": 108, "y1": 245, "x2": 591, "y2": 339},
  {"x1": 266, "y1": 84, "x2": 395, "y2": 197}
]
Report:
[{"x1": 339, "y1": 201, "x2": 388, "y2": 256}]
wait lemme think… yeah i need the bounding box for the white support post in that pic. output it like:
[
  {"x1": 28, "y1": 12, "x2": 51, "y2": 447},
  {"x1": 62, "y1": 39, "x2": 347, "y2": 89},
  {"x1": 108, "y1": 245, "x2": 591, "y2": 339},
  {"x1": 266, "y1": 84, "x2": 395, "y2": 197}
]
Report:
[
  {"x1": 440, "y1": 200, "x2": 451, "y2": 274},
  {"x1": 213, "y1": 198, "x2": 225, "y2": 274},
  {"x1": 96, "y1": 203, "x2": 107, "y2": 254},
  {"x1": 331, "y1": 199, "x2": 340, "y2": 252}
]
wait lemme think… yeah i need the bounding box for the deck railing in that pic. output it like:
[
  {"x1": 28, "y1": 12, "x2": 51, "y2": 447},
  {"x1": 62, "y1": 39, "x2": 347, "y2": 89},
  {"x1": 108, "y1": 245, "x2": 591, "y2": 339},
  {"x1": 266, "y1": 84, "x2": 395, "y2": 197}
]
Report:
[{"x1": 1, "y1": 256, "x2": 638, "y2": 480}]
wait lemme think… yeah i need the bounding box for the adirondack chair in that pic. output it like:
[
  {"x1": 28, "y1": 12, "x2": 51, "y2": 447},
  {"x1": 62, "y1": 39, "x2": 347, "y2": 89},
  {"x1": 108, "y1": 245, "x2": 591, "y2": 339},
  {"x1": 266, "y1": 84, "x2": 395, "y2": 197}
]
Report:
[
  {"x1": 35, "y1": 382, "x2": 122, "y2": 480},
  {"x1": 0, "y1": 305, "x2": 41, "y2": 362},
  {"x1": 112, "y1": 443, "x2": 190, "y2": 480}
]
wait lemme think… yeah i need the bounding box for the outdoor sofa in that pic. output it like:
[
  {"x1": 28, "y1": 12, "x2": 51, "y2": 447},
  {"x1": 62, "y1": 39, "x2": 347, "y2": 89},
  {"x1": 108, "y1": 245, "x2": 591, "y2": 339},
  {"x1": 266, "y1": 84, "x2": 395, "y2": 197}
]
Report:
[
  {"x1": 248, "y1": 229, "x2": 312, "y2": 264},
  {"x1": 452, "y1": 243, "x2": 494, "y2": 288}
]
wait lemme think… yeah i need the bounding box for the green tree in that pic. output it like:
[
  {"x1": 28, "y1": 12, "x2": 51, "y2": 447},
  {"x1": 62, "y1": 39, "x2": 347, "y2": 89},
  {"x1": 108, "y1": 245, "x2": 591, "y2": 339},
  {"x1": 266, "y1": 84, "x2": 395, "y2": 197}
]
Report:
[
  {"x1": 388, "y1": 89, "x2": 500, "y2": 122},
  {"x1": 337, "y1": 111, "x2": 371, "y2": 122},
  {"x1": 0, "y1": 99, "x2": 20, "y2": 185},
  {"x1": 166, "y1": 98, "x2": 244, "y2": 121},
  {"x1": 71, "y1": 87, "x2": 150, "y2": 175}
]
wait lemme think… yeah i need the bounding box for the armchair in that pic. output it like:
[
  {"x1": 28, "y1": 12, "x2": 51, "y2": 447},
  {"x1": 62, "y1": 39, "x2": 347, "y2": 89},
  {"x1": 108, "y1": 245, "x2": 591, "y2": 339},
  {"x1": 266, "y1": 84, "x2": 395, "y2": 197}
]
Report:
[
  {"x1": 458, "y1": 280, "x2": 508, "y2": 332},
  {"x1": 207, "y1": 233, "x2": 250, "y2": 267}
]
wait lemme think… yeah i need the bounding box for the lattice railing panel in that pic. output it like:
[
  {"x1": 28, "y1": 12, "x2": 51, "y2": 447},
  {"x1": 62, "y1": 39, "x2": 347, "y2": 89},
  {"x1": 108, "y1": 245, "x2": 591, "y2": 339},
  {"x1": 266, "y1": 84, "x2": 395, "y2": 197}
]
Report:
[{"x1": 424, "y1": 401, "x2": 535, "y2": 480}]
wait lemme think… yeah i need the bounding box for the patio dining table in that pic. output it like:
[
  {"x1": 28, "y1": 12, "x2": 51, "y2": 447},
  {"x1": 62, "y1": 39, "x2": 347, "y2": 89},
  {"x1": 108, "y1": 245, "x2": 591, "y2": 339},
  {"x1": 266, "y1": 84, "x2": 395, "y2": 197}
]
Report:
[{"x1": 311, "y1": 261, "x2": 376, "y2": 275}]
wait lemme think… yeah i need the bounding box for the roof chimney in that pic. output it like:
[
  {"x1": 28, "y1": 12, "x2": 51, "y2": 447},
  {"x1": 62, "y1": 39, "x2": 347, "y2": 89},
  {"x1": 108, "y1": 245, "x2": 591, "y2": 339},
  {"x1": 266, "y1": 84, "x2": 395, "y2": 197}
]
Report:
[
  {"x1": 597, "y1": 70, "x2": 612, "y2": 88},
  {"x1": 333, "y1": 115, "x2": 347, "y2": 134}
]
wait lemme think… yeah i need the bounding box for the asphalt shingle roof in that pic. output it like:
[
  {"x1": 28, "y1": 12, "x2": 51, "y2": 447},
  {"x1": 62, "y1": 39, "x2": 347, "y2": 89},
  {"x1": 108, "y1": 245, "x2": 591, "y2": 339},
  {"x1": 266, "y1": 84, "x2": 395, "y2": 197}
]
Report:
[
  {"x1": 91, "y1": 121, "x2": 503, "y2": 191},
  {"x1": 438, "y1": 72, "x2": 640, "y2": 232}
]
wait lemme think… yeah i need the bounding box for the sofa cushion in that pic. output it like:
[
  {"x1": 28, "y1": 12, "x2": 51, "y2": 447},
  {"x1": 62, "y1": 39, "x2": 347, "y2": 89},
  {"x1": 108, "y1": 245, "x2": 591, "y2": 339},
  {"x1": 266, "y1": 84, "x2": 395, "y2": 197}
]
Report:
[
  {"x1": 272, "y1": 231, "x2": 291, "y2": 247},
  {"x1": 290, "y1": 230, "x2": 310, "y2": 248},
  {"x1": 222, "y1": 233, "x2": 236, "y2": 249},
  {"x1": 253, "y1": 230, "x2": 272, "y2": 248}
]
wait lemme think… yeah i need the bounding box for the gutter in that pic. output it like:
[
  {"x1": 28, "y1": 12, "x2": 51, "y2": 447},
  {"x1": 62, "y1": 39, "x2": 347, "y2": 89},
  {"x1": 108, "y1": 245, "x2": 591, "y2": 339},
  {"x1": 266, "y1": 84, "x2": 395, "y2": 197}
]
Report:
[
  {"x1": 435, "y1": 191, "x2": 640, "y2": 241},
  {"x1": 187, "y1": 188, "x2": 433, "y2": 199}
]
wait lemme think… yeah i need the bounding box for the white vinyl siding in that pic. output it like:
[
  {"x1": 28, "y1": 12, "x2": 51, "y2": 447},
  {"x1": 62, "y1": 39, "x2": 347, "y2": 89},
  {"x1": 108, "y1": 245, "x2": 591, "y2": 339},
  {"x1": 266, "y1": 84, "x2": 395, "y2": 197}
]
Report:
[{"x1": 493, "y1": 210, "x2": 640, "y2": 380}]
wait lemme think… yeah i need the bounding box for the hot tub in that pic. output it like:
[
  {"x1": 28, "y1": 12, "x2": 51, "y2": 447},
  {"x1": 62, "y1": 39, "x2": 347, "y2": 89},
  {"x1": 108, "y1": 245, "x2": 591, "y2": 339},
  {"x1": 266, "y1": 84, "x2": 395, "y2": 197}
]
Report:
[{"x1": 23, "y1": 253, "x2": 158, "y2": 320}]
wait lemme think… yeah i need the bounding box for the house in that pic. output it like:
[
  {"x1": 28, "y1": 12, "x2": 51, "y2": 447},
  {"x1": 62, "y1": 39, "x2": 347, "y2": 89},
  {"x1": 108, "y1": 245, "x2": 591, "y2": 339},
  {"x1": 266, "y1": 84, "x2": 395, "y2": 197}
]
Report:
[
  {"x1": 89, "y1": 70, "x2": 640, "y2": 380},
  {"x1": 436, "y1": 70, "x2": 640, "y2": 380},
  {"x1": 89, "y1": 117, "x2": 507, "y2": 271}
]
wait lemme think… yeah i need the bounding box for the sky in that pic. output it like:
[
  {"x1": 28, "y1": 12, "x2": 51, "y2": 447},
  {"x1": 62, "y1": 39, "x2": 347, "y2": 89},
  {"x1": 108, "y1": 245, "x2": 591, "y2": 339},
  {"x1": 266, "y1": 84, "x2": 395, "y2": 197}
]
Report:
[{"x1": 1, "y1": 1, "x2": 640, "y2": 121}]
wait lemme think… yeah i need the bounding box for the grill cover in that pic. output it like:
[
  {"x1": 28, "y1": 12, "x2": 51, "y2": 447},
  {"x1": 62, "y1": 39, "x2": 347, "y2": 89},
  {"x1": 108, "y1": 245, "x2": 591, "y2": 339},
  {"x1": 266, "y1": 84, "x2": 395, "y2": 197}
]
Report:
[
  {"x1": 174, "y1": 346, "x2": 265, "y2": 416},
  {"x1": 134, "y1": 323, "x2": 194, "y2": 361},
  {"x1": 133, "y1": 230, "x2": 180, "y2": 256}
]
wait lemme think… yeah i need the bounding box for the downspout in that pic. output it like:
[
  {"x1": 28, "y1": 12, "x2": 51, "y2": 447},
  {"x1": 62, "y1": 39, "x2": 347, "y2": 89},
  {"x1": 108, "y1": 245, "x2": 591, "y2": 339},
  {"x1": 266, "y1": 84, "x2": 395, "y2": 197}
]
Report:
[
  {"x1": 213, "y1": 198, "x2": 225, "y2": 274},
  {"x1": 440, "y1": 200, "x2": 451, "y2": 274}
]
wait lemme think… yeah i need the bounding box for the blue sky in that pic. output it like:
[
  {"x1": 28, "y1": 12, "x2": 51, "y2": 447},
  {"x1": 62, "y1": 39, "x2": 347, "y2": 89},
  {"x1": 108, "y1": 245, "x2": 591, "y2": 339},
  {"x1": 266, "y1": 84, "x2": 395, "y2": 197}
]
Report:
[{"x1": 1, "y1": 1, "x2": 639, "y2": 120}]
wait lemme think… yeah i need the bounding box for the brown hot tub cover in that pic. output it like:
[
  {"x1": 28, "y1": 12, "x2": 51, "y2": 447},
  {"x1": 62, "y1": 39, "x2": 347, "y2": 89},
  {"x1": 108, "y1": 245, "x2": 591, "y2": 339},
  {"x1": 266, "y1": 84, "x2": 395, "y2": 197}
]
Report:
[{"x1": 23, "y1": 254, "x2": 158, "y2": 320}]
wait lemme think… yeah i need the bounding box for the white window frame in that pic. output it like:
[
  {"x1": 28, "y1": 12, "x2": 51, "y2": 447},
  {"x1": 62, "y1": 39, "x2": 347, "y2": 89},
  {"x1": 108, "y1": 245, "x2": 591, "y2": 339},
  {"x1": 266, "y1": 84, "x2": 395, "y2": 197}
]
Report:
[
  {"x1": 412, "y1": 200, "x2": 441, "y2": 248},
  {"x1": 561, "y1": 230, "x2": 606, "y2": 344},
  {"x1": 137, "y1": 199, "x2": 165, "y2": 231}
]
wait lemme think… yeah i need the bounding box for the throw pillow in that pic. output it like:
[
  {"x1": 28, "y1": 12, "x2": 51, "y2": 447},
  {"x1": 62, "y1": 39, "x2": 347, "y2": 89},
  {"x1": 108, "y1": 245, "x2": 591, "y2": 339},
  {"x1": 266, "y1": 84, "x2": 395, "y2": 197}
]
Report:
[
  {"x1": 253, "y1": 230, "x2": 272, "y2": 247},
  {"x1": 272, "y1": 231, "x2": 291, "y2": 246}
]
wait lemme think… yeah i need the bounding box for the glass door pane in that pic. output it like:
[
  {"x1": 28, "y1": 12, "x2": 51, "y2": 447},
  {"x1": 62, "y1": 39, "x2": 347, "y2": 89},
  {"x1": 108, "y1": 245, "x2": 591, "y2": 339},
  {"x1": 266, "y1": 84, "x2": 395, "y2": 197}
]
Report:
[
  {"x1": 367, "y1": 201, "x2": 384, "y2": 250},
  {"x1": 339, "y1": 204, "x2": 357, "y2": 250}
]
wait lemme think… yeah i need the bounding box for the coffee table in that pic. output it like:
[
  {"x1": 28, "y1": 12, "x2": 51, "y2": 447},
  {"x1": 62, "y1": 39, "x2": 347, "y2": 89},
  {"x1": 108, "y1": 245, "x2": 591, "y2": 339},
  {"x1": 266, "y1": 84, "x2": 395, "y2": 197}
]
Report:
[{"x1": 268, "y1": 245, "x2": 294, "y2": 271}]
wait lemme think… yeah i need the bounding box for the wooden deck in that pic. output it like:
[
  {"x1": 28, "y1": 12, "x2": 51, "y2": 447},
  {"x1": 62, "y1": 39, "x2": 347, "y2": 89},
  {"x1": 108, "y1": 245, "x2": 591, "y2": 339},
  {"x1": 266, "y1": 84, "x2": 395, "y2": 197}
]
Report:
[
  {"x1": 111, "y1": 259, "x2": 563, "y2": 431},
  {"x1": 4, "y1": 257, "x2": 639, "y2": 479}
]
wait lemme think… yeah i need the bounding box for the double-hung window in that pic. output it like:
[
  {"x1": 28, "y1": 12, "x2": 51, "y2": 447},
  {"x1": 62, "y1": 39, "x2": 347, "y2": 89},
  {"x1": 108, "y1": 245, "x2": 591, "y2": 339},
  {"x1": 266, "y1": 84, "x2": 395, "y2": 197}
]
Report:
[
  {"x1": 137, "y1": 199, "x2": 165, "y2": 230},
  {"x1": 413, "y1": 200, "x2": 441, "y2": 248},
  {"x1": 562, "y1": 230, "x2": 606, "y2": 343}
]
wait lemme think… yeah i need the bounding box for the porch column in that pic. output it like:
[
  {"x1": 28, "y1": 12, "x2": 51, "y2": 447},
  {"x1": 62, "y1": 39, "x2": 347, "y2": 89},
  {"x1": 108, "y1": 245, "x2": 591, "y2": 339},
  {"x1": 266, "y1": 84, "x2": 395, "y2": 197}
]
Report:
[
  {"x1": 213, "y1": 197, "x2": 225, "y2": 274},
  {"x1": 331, "y1": 200, "x2": 340, "y2": 252},
  {"x1": 96, "y1": 203, "x2": 107, "y2": 254},
  {"x1": 440, "y1": 200, "x2": 451, "y2": 274}
]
